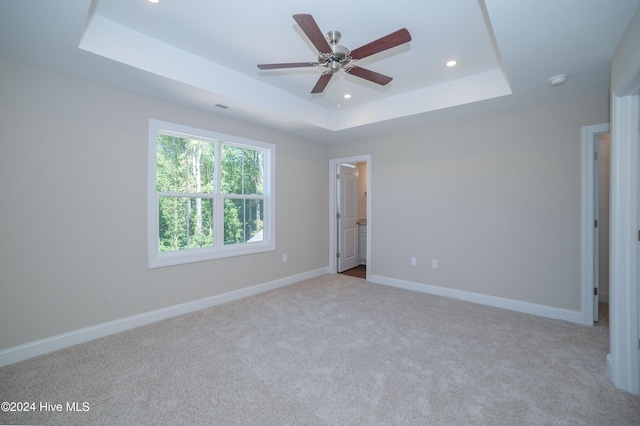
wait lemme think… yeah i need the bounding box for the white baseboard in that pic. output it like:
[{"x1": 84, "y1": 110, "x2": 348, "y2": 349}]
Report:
[
  {"x1": 369, "y1": 274, "x2": 584, "y2": 324},
  {"x1": 598, "y1": 291, "x2": 609, "y2": 303},
  {"x1": 0, "y1": 267, "x2": 329, "y2": 368}
]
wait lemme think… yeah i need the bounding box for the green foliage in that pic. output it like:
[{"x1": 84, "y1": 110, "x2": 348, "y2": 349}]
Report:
[
  {"x1": 158, "y1": 197, "x2": 214, "y2": 252},
  {"x1": 222, "y1": 145, "x2": 265, "y2": 245},
  {"x1": 156, "y1": 134, "x2": 265, "y2": 252},
  {"x1": 221, "y1": 145, "x2": 264, "y2": 195},
  {"x1": 223, "y1": 198, "x2": 264, "y2": 245},
  {"x1": 156, "y1": 135, "x2": 214, "y2": 193}
]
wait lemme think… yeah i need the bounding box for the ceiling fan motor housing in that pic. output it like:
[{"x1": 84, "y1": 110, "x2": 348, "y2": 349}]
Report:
[{"x1": 322, "y1": 31, "x2": 351, "y2": 73}]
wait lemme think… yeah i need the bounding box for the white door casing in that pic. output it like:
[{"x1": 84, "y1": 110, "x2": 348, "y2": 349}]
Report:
[
  {"x1": 337, "y1": 164, "x2": 359, "y2": 272},
  {"x1": 608, "y1": 11, "x2": 640, "y2": 392},
  {"x1": 609, "y1": 92, "x2": 639, "y2": 395}
]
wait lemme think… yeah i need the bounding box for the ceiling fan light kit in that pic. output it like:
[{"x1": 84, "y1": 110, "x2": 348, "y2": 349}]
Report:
[{"x1": 257, "y1": 14, "x2": 412, "y2": 94}]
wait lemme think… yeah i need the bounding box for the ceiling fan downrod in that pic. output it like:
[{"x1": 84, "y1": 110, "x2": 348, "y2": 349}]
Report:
[{"x1": 322, "y1": 30, "x2": 352, "y2": 73}]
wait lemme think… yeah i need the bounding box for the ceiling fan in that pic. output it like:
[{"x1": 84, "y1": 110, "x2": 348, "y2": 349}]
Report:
[{"x1": 257, "y1": 14, "x2": 412, "y2": 94}]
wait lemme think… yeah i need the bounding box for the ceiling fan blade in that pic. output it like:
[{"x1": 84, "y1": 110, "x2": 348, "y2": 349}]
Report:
[
  {"x1": 293, "y1": 14, "x2": 332, "y2": 54},
  {"x1": 311, "y1": 73, "x2": 333, "y2": 94},
  {"x1": 258, "y1": 62, "x2": 318, "y2": 70},
  {"x1": 350, "y1": 28, "x2": 412, "y2": 60},
  {"x1": 346, "y1": 67, "x2": 393, "y2": 86}
]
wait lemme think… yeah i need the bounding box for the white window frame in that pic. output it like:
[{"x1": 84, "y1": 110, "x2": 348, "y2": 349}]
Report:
[{"x1": 148, "y1": 119, "x2": 275, "y2": 268}]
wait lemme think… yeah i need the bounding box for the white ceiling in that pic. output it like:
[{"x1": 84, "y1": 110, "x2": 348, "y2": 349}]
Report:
[{"x1": 1, "y1": 0, "x2": 638, "y2": 143}]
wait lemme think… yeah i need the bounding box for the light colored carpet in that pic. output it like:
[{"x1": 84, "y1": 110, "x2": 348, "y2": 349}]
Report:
[{"x1": 1, "y1": 274, "x2": 639, "y2": 425}]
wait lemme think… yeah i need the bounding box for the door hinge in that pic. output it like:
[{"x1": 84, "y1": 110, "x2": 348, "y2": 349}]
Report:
[
  {"x1": 594, "y1": 219, "x2": 598, "y2": 228},
  {"x1": 594, "y1": 151, "x2": 599, "y2": 160},
  {"x1": 336, "y1": 252, "x2": 340, "y2": 258},
  {"x1": 594, "y1": 287, "x2": 598, "y2": 296},
  {"x1": 336, "y1": 212, "x2": 340, "y2": 219},
  {"x1": 336, "y1": 173, "x2": 340, "y2": 180}
]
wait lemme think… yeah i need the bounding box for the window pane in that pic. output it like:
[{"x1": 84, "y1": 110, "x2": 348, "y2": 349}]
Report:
[
  {"x1": 156, "y1": 135, "x2": 215, "y2": 193},
  {"x1": 158, "y1": 197, "x2": 213, "y2": 252},
  {"x1": 224, "y1": 198, "x2": 264, "y2": 245},
  {"x1": 221, "y1": 145, "x2": 264, "y2": 195},
  {"x1": 221, "y1": 145, "x2": 243, "y2": 194},
  {"x1": 243, "y1": 148, "x2": 265, "y2": 195}
]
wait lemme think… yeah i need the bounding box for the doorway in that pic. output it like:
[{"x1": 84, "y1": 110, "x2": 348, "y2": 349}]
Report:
[
  {"x1": 337, "y1": 163, "x2": 360, "y2": 273},
  {"x1": 581, "y1": 123, "x2": 610, "y2": 326},
  {"x1": 596, "y1": 132, "x2": 611, "y2": 325},
  {"x1": 329, "y1": 155, "x2": 371, "y2": 280}
]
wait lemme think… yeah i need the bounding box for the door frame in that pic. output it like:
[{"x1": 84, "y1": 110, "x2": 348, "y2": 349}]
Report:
[
  {"x1": 609, "y1": 91, "x2": 639, "y2": 394},
  {"x1": 606, "y1": 9, "x2": 640, "y2": 395},
  {"x1": 329, "y1": 155, "x2": 371, "y2": 280},
  {"x1": 581, "y1": 123, "x2": 610, "y2": 326}
]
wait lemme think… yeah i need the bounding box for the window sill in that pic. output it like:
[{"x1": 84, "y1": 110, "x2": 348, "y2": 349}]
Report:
[{"x1": 149, "y1": 242, "x2": 275, "y2": 269}]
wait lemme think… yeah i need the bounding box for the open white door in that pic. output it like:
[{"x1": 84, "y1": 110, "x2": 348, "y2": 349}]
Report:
[
  {"x1": 637, "y1": 99, "x2": 640, "y2": 381},
  {"x1": 594, "y1": 141, "x2": 600, "y2": 321},
  {"x1": 582, "y1": 123, "x2": 609, "y2": 326},
  {"x1": 337, "y1": 164, "x2": 359, "y2": 272}
]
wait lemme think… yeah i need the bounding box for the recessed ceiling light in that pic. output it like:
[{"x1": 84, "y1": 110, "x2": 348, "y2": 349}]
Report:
[
  {"x1": 446, "y1": 60, "x2": 457, "y2": 67},
  {"x1": 343, "y1": 94, "x2": 352, "y2": 99},
  {"x1": 147, "y1": 0, "x2": 161, "y2": 4}
]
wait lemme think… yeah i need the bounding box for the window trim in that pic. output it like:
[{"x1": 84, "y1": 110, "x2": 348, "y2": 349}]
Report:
[{"x1": 148, "y1": 119, "x2": 275, "y2": 268}]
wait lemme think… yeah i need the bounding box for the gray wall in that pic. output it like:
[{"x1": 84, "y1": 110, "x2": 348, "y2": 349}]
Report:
[
  {"x1": 0, "y1": 53, "x2": 611, "y2": 352},
  {"x1": 611, "y1": 6, "x2": 640, "y2": 95},
  {"x1": 0, "y1": 58, "x2": 329, "y2": 350},
  {"x1": 329, "y1": 95, "x2": 608, "y2": 311}
]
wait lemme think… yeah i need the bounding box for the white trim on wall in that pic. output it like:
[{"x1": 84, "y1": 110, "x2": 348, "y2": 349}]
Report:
[
  {"x1": 608, "y1": 6, "x2": 640, "y2": 395},
  {"x1": 609, "y1": 92, "x2": 639, "y2": 394},
  {"x1": 598, "y1": 291, "x2": 610, "y2": 303},
  {"x1": 370, "y1": 274, "x2": 583, "y2": 324},
  {"x1": 0, "y1": 267, "x2": 329, "y2": 368}
]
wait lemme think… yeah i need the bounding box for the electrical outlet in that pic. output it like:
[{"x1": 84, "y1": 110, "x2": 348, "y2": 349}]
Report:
[
  {"x1": 410, "y1": 257, "x2": 417, "y2": 266},
  {"x1": 282, "y1": 253, "x2": 288, "y2": 263},
  {"x1": 431, "y1": 259, "x2": 438, "y2": 269}
]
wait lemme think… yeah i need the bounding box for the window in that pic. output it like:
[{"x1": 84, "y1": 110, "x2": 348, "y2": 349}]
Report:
[{"x1": 148, "y1": 119, "x2": 275, "y2": 268}]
